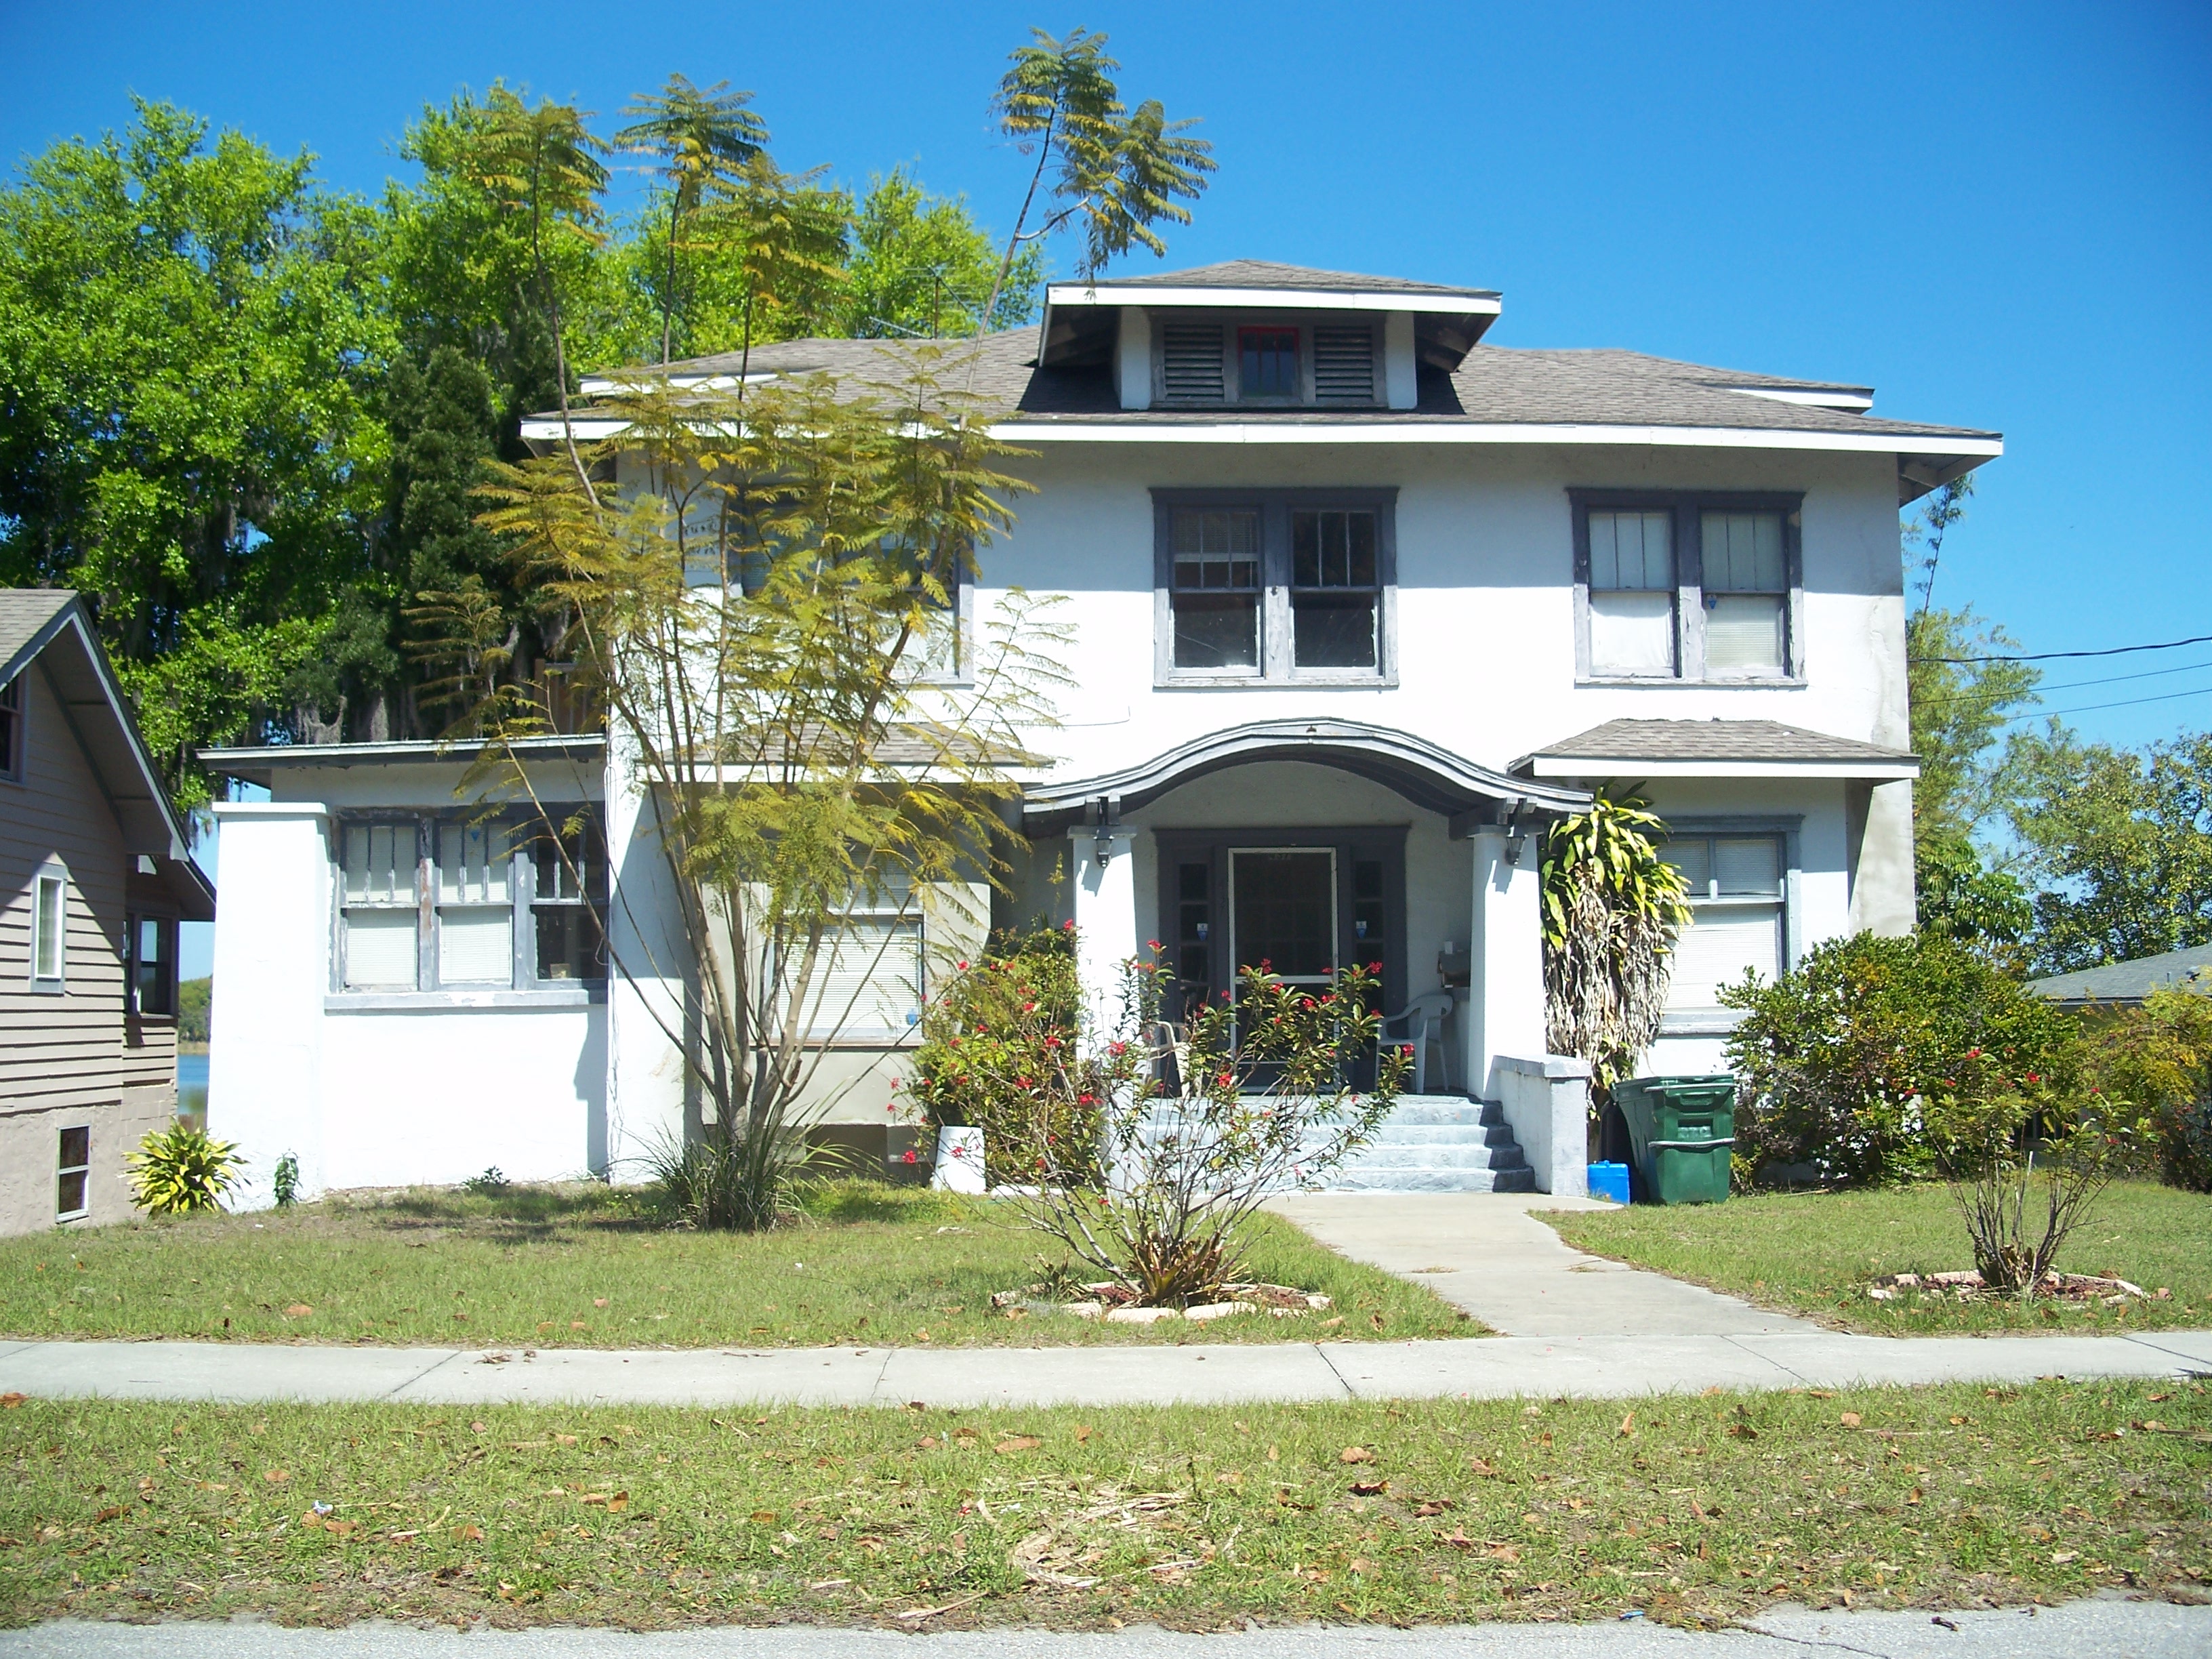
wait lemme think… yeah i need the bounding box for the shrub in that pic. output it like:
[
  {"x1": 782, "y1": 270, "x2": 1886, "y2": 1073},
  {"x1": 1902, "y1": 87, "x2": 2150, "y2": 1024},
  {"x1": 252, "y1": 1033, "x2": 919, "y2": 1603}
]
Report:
[
  {"x1": 1721, "y1": 930, "x2": 2077, "y2": 1186},
  {"x1": 127, "y1": 1124, "x2": 243, "y2": 1215},
  {"x1": 1934, "y1": 1081, "x2": 2139, "y2": 1294},
  {"x1": 272, "y1": 1153, "x2": 300, "y2": 1208},
  {"x1": 2076, "y1": 986, "x2": 2212, "y2": 1192},
  {"x1": 906, "y1": 921, "x2": 1113, "y2": 1188},
  {"x1": 1007, "y1": 958, "x2": 1407, "y2": 1307}
]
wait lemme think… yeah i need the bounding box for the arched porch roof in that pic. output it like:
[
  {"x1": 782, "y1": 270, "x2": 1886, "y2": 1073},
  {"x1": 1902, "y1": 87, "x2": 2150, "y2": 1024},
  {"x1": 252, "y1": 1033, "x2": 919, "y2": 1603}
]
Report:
[{"x1": 1023, "y1": 719, "x2": 1591, "y2": 831}]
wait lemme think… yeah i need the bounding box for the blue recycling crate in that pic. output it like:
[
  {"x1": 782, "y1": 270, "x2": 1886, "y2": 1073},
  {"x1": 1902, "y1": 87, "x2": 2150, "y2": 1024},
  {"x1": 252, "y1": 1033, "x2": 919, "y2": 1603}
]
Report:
[{"x1": 1587, "y1": 1162, "x2": 1631, "y2": 1205}]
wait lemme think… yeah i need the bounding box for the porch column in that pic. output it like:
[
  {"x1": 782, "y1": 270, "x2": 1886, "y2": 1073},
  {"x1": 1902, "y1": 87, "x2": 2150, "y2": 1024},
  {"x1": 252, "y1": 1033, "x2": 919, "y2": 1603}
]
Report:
[
  {"x1": 1467, "y1": 825, "x2": 1547, "y2": 1100},
  {"x1": 1067, "y1": 826, "x2": 1139, "y2": 1050}
]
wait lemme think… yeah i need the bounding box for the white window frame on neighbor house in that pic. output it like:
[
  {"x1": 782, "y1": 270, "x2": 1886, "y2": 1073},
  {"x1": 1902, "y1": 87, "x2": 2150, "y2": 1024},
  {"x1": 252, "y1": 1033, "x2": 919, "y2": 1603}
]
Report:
[
  {"x1": 1152, "y1": 488, "x2": 1399, "y2": 688},
  {"x1": 1658, "y1": 817, "x2": 1802, "y2": 1033},
  {"x1": 56, "y1": 1125, "x2": 90, "y2": 1222},
  {"x1": 329, "y1": 810, "x2": 607, "y2": 1006},
  {"x1": 30, "y1": 858, "x2": 67, "y2": 991},
  {"x1": 1570, "y1": 490, "x2": 1805, "y2": 684}
]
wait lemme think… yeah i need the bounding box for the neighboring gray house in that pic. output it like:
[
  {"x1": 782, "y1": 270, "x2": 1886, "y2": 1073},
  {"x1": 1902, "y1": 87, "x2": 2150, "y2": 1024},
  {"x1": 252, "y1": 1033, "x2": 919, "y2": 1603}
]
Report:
[
  {"x1": 2031, "y1": 944, "x2": 2212, "y2": 1009},
  {"x1": 0, "y1": 590, "x2": 214, "y2": 1235}
]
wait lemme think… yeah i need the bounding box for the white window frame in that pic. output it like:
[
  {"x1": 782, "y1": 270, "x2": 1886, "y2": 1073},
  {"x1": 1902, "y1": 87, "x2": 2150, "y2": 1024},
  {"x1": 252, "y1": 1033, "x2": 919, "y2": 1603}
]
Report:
[
  {"x1": 56, "y1": 1125, "x2": 90, "y2": 1222},
  {"x1": 1570, "y1": 491, "x2": 1805, "y2": 684},
  {"x1": 30, "y1": 859, "x2": 67, "y2": 991},
  {"x1": 1658, "y1": 817, "x2": 1802, "y2": 1034},
  {"x1": 1152, "y1": 488, "x2": 1399, "y2": 688}
]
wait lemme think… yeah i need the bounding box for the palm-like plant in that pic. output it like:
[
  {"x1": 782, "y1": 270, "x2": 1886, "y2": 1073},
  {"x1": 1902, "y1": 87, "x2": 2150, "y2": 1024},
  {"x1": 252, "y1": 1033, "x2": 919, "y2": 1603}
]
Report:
[
  {"x1": 1541, "y1": 792, "x2": 1694, "y2": 1108},
  {"x1": 616, "y1": 75, "x2": 771, "y2": 363}
]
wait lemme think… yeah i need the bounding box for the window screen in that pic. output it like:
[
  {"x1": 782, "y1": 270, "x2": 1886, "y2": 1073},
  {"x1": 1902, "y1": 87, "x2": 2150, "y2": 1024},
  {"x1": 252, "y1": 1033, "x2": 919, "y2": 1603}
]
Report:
[
  {"x1": 1291, "y1": 509, "x2": 1379, "y2": 669},
  {"x1": 1702, "y1": 510, "x2": 1788, "y2": 674},
  {"x1": 1587, "y1": 510, "x2": 1677, "y2": 674},
  {"x1": 436, "y1": 821, "x2": 514, "y2": 985},
  {"x1": 1170, "y1": 508, "x2": 1262, "y2": 669}
]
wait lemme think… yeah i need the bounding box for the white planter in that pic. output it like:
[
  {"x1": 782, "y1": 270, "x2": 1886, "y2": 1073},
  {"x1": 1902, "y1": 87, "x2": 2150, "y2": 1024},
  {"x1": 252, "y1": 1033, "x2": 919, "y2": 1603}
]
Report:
[{"x1": 931, "y1": 1126, "x2": 986, "y2": 1193}]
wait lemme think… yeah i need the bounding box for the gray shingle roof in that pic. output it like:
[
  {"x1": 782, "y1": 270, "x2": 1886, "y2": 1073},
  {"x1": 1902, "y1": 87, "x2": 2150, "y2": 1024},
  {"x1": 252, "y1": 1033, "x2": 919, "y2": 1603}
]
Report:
[
  {"x1": 590, "y1": 328, "x2": 1993, "y2": 446},
  {"x1": 1094, "y1": 260, "x2": 1499, "y2": 300},
  {"x1": 2030, "y1": 944, "x2": 2212, "y2": 1007},
  {"x1": 0, "y1": 587, "x2": 75, "y2": 680},
  {"x1": 1521, "y1": 719, "x2": 1916, "y2": 766}
]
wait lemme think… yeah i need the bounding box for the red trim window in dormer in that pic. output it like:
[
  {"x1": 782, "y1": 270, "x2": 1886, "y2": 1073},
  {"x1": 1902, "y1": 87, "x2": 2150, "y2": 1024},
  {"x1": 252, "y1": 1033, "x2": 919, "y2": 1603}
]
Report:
[{"x1": 1238, "y1": 327, "x2": 1298, "y2": 399}]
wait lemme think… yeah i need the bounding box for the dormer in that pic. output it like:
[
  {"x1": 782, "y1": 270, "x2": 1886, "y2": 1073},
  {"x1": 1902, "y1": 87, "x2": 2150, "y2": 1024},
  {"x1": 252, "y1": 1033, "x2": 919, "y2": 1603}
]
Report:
[{"x1": 1034, "y1": 260, "x2": 1502, "y2": 413}]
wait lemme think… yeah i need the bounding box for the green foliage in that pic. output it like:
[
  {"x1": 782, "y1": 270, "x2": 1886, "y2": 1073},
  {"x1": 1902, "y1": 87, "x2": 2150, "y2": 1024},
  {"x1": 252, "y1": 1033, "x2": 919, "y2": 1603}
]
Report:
[
  {"x1": 126, "y1": 1124, "x2": 243, "y2": 1215},
  {"x1": 616, "y1": 75, "x2": 770, "y2": 364},
  {"x1": 0, "y1": 98, "x2": 391, "y2": 802},
  {"x1": 176, "y1": 977, "x2": 211, "y2": 1044},
  {"x1": 1914, "y1": 826, "x2": 2033, "y2": 963},
  {"x1": 846, "y1": 169, "x2": 1044, "y2": 337},
  {"x1": 2003, "y1": 727, "x2": 2212, "y2": 975},
  {"x1": 1540, "y1": 793, "x2": 1692, "y2": 1104},
  {"x1": 2076, "y1": 987, "x2": 2212, "y2": 1192},
  {"x1": 1722, "y1": 930, "x2": 2078, "y2": 1187},
  {"x1": 1936, "y1": 1081, "x2": 2138, "y2": 1294},
  {"x1": 461, "y1": 1166, "x2": 510, "y2": 1197},
  {"x1": 272, "y1": 1153, "x2": 300, "y2": 1208},
  {"x1": 907, "y1": 922, "x2": 1110, "y2": 1187},
  {"x1": 1009, "y1": 958, "x2": 1408, "y2": 1307}
]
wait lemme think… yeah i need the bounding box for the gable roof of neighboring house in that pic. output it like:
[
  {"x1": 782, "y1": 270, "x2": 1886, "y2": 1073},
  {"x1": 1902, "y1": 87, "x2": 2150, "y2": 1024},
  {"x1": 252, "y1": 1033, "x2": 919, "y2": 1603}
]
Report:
[
  {"x1": 2029, "y1": 944, "x2": 2212, "y2": 1009},
  {"x1": 1514, "y1": 718, "x2": 1919, "y2": 781},
  {"x1": 539, "y1": 260, "x2": 1999, "y2": 502},
  {"x1": 2, "y1": 588, "x2": 215, "y2": 918}
]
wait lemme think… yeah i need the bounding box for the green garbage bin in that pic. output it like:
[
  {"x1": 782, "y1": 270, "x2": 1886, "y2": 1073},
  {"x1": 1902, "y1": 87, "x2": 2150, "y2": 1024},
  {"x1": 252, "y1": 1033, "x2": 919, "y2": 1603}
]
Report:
[{"x1": 1613, "y1": 1076, "x2": 1737, "y2": 1204}]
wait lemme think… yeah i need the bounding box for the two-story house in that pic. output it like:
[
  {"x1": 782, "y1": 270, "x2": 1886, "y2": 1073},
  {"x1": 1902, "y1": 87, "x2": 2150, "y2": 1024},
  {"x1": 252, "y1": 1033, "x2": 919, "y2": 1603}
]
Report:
[
  {"x1": 2, "y1": 590, "x2": 215, "y2": 1234},
  {"x1": 202, "y1": 261, "x2": 1995, "y2": 1205}
]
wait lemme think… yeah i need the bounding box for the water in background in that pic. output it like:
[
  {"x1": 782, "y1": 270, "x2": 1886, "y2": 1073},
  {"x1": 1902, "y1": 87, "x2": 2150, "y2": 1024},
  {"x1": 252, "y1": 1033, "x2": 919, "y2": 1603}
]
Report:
[{"x1": 178, "y1": 1051, "x2": 209, "y2": 1118}]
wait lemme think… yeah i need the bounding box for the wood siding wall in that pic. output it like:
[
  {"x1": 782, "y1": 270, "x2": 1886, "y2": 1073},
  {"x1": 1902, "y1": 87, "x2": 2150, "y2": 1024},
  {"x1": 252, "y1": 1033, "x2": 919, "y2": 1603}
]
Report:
[{"x1": 0, "y1": 661, "x2": 171, "y2": 1111}]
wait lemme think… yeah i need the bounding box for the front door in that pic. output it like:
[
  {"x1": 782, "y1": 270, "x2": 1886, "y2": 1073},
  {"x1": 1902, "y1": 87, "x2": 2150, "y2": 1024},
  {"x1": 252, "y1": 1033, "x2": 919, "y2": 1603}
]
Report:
[{"x1": 1229, "y1": 848, "x2": 1338, "y2": 991}]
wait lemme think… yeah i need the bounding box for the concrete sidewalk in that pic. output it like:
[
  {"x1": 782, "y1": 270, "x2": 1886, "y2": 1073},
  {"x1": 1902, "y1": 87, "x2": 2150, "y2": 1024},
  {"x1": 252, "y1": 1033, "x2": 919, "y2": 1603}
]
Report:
[
  {"x1": 1265, "y1": 1191, "x2": 1819, "y2": 1338},
  {"x1": 0, "y1": 1326, "x2": 2205, "y2": 1410}
]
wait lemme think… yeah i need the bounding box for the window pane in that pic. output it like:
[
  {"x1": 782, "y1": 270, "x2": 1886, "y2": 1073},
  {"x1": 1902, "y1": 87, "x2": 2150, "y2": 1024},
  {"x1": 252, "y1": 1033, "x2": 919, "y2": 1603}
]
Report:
[
  {"x1": 1702, "y1": 512, "x2": 1786, "y2": 592},
  {"x1": 535, "y1": 907, "x2": 605, "y2": 981},
  {"x1": 438, "y1": 823, "x2": 512, "y2": 903},
  {"x1": 1347, "y1": 512, "x2": 1376, "y2": 586},
  {"x1": 35, "y1": 875, "x2": 63, "y2": 978},
  {"x1": 1293, "y1": 510, "x2": 1319, "y2": 586},
  {"x1": 1715, "y1": 838, "x2": 1782, "y2": 896},
  {"x1": 58, "y1": 1168, "x2": 87, "y2": 1216},
  {"x1": 345, "y1": 824, "x2": 414, "y2": 903},
  {"x1": 1589, "y1": 510, "x2": 1672, "y2": 590},
  {"x1": 59, "y1": 1126, "x2": 89, "y2": 1169},
  {"x1": 344, "y1": 909, "x2": 417, "y2": 989},
  {"x1": 1588, "y1": 590, "x2": 1676, "y2": 674},
  {"x1": 813, "y1": 918, "x2": 923, "y2": 1035},
  {"x1": 1292, "y1": 511, "x2": 1378, "y2": 590},
  {"x1": 1706, "y1": 594, "x2": 1786, "y2": 673},
  {"x1": 1292, "y1": 591, "x2": 1378, "y2": 668},
  {"x1": 1240, "y1": 328, "x2": 1298, "y2": 397},
  {"x1": 1662, "y1": 840, "x2": 1712, "y2": 894},
  {"x1": 1172, "y1": 593, "x2": 1260, "y2": 669},
  {"x1": 438, "y1": 906, "x2": 512, "y2": 985},
  {"x1": 1666, "y1": 902, "x2": 1782, "y2": 1006},
  {"x1": 1172, "y1": 508, "x2": 1256, "y2": 556}
]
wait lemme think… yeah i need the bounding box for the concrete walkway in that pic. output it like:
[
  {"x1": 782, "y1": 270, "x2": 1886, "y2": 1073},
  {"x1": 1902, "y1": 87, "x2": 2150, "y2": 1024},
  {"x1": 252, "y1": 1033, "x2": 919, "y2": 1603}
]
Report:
[
  {"x1": 1, "y1": 1326, "x2": 2205, "y2": 1411},
  {"x1": 1265, "y1": 1192, "x2": 1818, "y2": 1337}
]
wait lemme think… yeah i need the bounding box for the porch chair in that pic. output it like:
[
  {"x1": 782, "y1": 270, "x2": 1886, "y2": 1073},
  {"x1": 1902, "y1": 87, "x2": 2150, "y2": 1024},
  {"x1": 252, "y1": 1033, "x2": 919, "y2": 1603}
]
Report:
[{"x1": 1380, "y1": 991, "x2": 1455, "y2": 1095}]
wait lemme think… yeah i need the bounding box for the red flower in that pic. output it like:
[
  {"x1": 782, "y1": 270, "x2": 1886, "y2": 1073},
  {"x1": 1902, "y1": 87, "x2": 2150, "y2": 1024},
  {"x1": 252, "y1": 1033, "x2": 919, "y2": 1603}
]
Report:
[
  {"x1": 1147, "y1": 939, "x2": 1163, "y2": 951},
  {"x1": 1077, "y1": 1093, "x2": 1096, "y2": 1106},
  {"x1": 2025, "y1": 1072, "x2": 2041, "y2": 1084},
  {"x1": 1216, "y1": 1071, "x2": 1234, "y2": 1088},
  {"x1": 1368, "y1": 962, "x2": 1382, "y2": 975},
  {"x1": 1062, "y1": 919, "x2": 1076, "y2": 931},
  {"x1": 956, "y1": 960, "x2": 969, "y2": 971},
  {"x1": 901, "y1": 1149, "x2": 917, "y2": 1164},
  {"x1": 1966, "y1": 1047, "x2": 1983, "y2": 1059}
]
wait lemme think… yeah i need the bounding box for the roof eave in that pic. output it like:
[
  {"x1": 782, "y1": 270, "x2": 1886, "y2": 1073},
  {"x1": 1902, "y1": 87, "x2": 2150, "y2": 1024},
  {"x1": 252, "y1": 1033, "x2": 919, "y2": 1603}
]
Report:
[{"x1": 1515, "y1": 756, "x2": 1920, "y2": 781}]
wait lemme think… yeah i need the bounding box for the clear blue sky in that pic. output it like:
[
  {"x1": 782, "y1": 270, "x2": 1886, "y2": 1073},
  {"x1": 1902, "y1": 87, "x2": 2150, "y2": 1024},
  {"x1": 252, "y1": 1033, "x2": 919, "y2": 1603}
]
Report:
[{"x1": 4, "y1": 0, "x2": 2205, "y2": 974}]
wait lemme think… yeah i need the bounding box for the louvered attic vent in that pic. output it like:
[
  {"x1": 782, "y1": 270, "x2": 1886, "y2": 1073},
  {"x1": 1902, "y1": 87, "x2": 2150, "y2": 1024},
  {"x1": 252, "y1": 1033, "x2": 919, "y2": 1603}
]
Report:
[
  {"x1": 1313, "y1": 324, "x2": 1376, "y2": 404},
  {"x1": 1161, "y1": 322, "x2": 1225, "y2": 403}
]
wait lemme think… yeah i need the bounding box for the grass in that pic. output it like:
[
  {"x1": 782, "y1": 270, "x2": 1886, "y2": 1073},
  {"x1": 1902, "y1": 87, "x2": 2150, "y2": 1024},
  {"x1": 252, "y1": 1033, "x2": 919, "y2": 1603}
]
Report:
[
  {"x1": 0, "y1": 1181, "x2": 1470, "y2": 1350},
  {"x1": 1544, "y1": 1180, "x2": 2212, "y2": 1335},
  {"x1": 0, "y1": 1381, "x2": 2203, "y2": 1630}
]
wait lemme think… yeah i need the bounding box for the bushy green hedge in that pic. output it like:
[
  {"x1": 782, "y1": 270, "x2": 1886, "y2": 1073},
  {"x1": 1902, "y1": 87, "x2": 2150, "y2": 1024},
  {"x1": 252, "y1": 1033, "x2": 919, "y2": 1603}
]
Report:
[
  {"x1": 2077, "y1": 986, "x2": 2212, "y2": 1193},
  {"x1": 1721, "y1": 930, "x2": 2078, "y2": 1186}
]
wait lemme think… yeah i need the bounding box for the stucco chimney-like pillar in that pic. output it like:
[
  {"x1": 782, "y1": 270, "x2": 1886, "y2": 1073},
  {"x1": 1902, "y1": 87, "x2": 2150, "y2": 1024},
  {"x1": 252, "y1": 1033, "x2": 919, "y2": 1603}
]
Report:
[
  {"x1": 1067, "y1": 826, "x2": 1139, "y2": 1050},
  {"x1": 1467, "y1": 825, "x2": 1546, "y2": 1100}
]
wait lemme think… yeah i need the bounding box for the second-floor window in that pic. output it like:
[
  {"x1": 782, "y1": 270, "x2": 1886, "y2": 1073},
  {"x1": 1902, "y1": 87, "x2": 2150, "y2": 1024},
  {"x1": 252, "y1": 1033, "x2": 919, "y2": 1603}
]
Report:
[
  {"x1": 128, "y1": 914, "x2": 176, "y2": 1017},
  {"x1": 1238, "y1": 327, "x2": 1298, "y2": 398},
  {"x1": 1572, "y1": 491, "x2": 1803, "y2": 682},
  {"x1": 0, "y1": 671, "x2": 22, "y2": 781},
  {"x1": 1153, "y1": 489, "x2": 1397, "y2": 686}
]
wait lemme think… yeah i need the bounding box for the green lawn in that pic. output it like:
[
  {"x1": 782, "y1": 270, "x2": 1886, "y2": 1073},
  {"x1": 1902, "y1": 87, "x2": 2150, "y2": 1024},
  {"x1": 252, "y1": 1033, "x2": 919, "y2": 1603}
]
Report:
[
  {"x1": 0, "y1": 1181, "x2": 1470, "y2": 1349},
  {"x1": 1, "y1": 1380, "x2": 2202, "y2": 1629},
  {"x1": 1544, "y1": 1181, "x2": 2212, "y2": 1335}
]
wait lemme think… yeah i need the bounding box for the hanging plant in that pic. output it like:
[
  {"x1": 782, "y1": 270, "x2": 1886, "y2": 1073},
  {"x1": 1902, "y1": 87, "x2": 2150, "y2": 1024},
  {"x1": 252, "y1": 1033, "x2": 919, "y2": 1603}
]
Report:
[{"x1": 1540, "y1": 790, "x2": 1693, "y2": 1108}]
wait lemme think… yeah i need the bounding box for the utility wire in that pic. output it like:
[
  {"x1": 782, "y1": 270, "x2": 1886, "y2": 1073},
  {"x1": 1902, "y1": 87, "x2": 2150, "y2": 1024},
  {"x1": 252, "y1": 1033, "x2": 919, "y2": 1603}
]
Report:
[
  {"x1": 1912, "y1": 658, "x2": 2212, "y2": 708},
  {"x1": 1999, "y1": 684, "x2": 2212, "y2": 724},
  {"x1": 1912, "y1": 631, "x2": 2212, "y2": 665}
]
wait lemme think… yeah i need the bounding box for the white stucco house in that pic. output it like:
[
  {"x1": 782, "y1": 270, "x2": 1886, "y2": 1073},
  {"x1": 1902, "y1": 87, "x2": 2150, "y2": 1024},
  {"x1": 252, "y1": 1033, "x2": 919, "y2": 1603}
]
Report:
[{"x1": 201, "y1": 260, "x2": 1995, "y2": 1205}]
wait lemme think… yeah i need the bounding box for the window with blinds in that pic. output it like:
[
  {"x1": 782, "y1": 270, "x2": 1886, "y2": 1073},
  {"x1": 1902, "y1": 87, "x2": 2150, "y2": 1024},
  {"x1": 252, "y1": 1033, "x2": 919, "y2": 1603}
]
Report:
[
  {"x1": 1311, "y1": 324, "x2": 1376, "y2": 404},
  {"x1": 436, "y1": 821, "x2": 514, "y2": 985},
  {"x1": 1587, "y1": 508, "x2": 1677, "y2": 675},
  {"x1": 1662, "y1": 835, "x2": 1784, "y2": 1008},
  {"x1": 1701, "y1": 510, "x2": 1788, "y2": 674},
  {"x1": 342, "y1": 823, "x2": 419, "y2": 989},
  {"x1": 810, "y1": 910, "x2": 924, "y2": 1038},
  {"x1": 1160, "y1": 323, "x2": 1226, "y2": 403}
]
